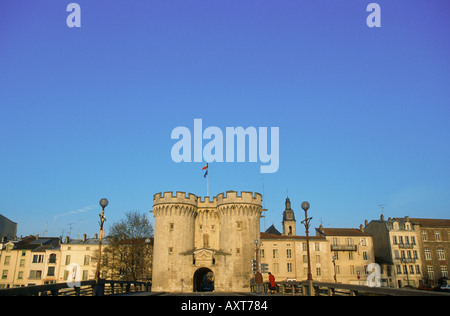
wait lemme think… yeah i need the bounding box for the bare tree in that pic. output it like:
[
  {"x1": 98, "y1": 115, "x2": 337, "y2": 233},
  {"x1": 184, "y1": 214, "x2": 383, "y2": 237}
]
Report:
[{"x1": 102, "y1": 211, "x2": 153, "y2": 281}]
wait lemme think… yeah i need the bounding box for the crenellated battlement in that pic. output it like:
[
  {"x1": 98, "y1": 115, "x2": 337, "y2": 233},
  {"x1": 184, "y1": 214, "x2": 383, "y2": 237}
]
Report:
[
  {"x1": 216, "y1": 191, "x2": 262, "y2": 206},
  {"x1": 153, "y1": 191, "x2": 198, "y2": 206},
  {"x1": 152, "y1": 190, "x2": 262, "y2": 212},
  {"x1": 198, "y1": 196, "x2": 217, "y2": 209}
]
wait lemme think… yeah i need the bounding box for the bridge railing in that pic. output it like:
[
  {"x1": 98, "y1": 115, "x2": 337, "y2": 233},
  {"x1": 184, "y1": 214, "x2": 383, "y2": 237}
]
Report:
[
  {"x1": 252, "y1": 281, "x2": 450, "y2": 296},
  {"x1": 0, "y1": 279, "x2": 151, "y2": 296}
]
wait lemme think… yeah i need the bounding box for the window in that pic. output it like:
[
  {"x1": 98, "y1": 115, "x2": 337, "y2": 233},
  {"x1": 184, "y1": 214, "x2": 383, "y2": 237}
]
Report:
[
  {"x1": 396, "y1": 265, "x2": 402, "y2": 274},
  {"x1": 424, "y1": 249, "x2": 432, "y2": 260},
  {"x1": 393, "y1": 236, "x2": 398, "y2": 244},
  {"x1": 315, "y1": 255, "x2": 321, "y2": 263},
  {"x1": 422, "y1": 232, "x2": 427, "y2": 241},
  {"x1": 427, "y1": 266, "x2": 434, "y2": 279},
  {"x1": 47, "y1": 267, "x2": 55, "y2": 277},
  {"x1": 411, "y1": 236, "x2": 416, "y2": 245},
  {"x1": 287, "y1": 263, "x2": 292, "y2": 273},
  {"x1": 260, "y1": 249, "x2": 265, "y2": 259},
  {"x1": 272, "y1": 249, "x2": 278, "y2": 258},
  {"x1": 302, "y1": 243, "x2": 307, "y2": 251},
  {"x1": 32, "y1": 255, "x2": 44, "y2": 263},
  {"x1": 315, "y1": 243, "x2": 320, "y2": 251},
  {"x1": 350, "y1": 265, "x2": 355, "y2": 275},
  {"x1": 363, "y1": 251, "x2": 368, "y2": 260},
  {"x1": 436, "y1": 231, "x2": 441, "y2": 241},
  {"x1": 360, "y1": 238, "x2": 368, "y2": 247},
  {"x1": 1, "y1": 270, "x2": 7, "y2": 280},
  {"x1": 348, "y1": 252, "x2": 354, "y2": 260},
  {"x1": 316, "y1": 268, "x2": 322, "y2": 276},
  {"x1": 394, "y1": 250, "x2": 400, "y2": 260},
  {"x1": 169, "y1": 223, "x2": 174, "y2": 231},
  {"x1": 168, "y1": 247, "x2": 173, "y2": 255},
  {"x1": 20, "y1": 259, "x2": 25, "y2": 267},
  {"x1": 273, "y1": 263, "x2": 279, "y2": 273},
  {"x1": 415, "y1": 265, "x2": 421, "y2": 274},
  {"x1": 29, "y1": 270, "x2": 42, "y2": 279},
  {"x1": 332, "y1": 237, "x2": 339, "y2": 246},
  {"x1": 4, "y1": 256, "x2": 10, "y2": 265},
  {"x1": 84, "y1": 255, "x2": 90, "y2": 265},
  {"x1": 441, "y1": 266, "x2": 448, "y2": 278},
  {"x1": 18, "y1": 271, "x2": 23, "y2": 279},
  {"x1": 65, "y1": 255, "x2": 71, "y2": 265},
  {"x1": 437, "y1": 249, "x2": 445, "y2": 260},
  {"x1": 49, "y1": 254, "x2": 57, "y2": 264},
  {"x1": 82, "y1": 270, "x2": 89, "y2": 281},
  {"x1": 286, "y1": 249, "x2": 292, "y2": 259},
  {"x1": 303, "y1": 255, "x2": 308, "y2": 264}
]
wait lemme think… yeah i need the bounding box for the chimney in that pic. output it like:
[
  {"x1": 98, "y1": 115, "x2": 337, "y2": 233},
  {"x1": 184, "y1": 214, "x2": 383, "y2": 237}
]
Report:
[
  {"x1": 82, "y1": 234, "x2": 87, "y2": 242},
  {"x1": 359, "y1": 224, "x2": 364, "y2": 232},
  {"x1": 405, "y1": 216, "x2": 410, "y2": 222},
  {"x1": 380, "y1": 214, "x2": 385, "y2": 221},
  {"x1": 35, "y1": 234, "x2": 39, "y2": 240},
  {"x1": 364, "y1": 219, "x2": 369, "y2": 226},
  {"x1": 94, "y1": 233, "x2": 98, "y2": 239},
  {"x1": 65, "y1": 236, "x2": 70, "y2": 244}
]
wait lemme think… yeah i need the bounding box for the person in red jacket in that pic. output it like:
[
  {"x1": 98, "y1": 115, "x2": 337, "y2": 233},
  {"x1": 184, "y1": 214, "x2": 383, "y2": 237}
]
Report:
[{"x1": 268, "y1": 272, "x2": 276, "y2": 294}]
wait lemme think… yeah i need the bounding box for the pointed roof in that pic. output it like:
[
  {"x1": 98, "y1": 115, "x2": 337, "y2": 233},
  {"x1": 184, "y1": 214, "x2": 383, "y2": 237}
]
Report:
[{"x1": 265, "y1": 224, "x2": 282, "y2": 235}]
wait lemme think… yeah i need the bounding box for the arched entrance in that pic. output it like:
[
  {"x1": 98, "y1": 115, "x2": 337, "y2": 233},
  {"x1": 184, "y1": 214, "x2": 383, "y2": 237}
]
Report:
[{"x1": 193, "y1": 268, "x2": 214, "y2": 292}]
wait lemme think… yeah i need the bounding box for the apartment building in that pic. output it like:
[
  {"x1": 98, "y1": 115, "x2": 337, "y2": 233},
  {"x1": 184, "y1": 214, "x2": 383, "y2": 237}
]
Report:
[
  {"x1": 0, "y1": 236, "x2": 60, "y2": 288},
  {"x1": 316, "y1": 225, "x2": 375, "y2": 285},
  {"x1": 365, "y1": 215, "x2": 424, "y2": 288},
  {"x1": 259, "y1": 226, "x2": 333, "y2": 282},
  {"x1": 401, "y1": 218, "x2": 450, "y2": 288}
]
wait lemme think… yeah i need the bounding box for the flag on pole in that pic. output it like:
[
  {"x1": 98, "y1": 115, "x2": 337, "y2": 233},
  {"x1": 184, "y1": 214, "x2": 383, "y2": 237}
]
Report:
[{"x1": 202, "y1": 163, "x2": 209, "y2": 197}]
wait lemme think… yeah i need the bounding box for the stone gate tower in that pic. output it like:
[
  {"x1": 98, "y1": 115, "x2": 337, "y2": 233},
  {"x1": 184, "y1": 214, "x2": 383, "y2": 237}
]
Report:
[{"x1": 151, "y1": 191, "x2": 263, "y2": 292}]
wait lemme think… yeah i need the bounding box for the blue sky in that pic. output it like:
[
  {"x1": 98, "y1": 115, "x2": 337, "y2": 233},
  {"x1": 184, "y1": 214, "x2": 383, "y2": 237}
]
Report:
[{"x1": 0, "y1": 0, "x2": 449, "y2": 238}]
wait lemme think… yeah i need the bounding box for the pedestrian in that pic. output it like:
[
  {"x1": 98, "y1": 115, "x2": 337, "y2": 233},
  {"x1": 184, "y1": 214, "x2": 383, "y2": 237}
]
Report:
[
  {"x1": 268, "y1": 272, "x2": 276, "y2": 294},
  {"x1": 254, "y1": 271, "x2": 263, "y2": 294}
]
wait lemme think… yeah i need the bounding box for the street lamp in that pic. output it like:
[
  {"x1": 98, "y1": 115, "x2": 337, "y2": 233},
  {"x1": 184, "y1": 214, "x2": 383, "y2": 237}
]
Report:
[
  {"x1": 95, "y1": 198, "x2": 108, "y2": 280},
  {"x1": 301, "y1": 201, "x2": 313, "y2": 281}
]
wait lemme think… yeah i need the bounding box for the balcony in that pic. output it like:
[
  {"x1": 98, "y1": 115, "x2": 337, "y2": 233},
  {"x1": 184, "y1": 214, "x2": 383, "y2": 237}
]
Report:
[
  {"x1": 400, "y1": 258, "x2": 416, "y2": 263},
  {"x1": 331, "y1": 245, "x2": 357, "y2": 251},
  {"x1": 398, "y1": 243, "x2": 414, "y2": 249}
]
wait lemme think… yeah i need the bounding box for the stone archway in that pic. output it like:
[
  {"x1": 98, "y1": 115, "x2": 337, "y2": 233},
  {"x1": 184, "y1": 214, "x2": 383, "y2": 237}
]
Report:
[{"x1": 193, "y1": 268, "x2": 214, "y2": 292}]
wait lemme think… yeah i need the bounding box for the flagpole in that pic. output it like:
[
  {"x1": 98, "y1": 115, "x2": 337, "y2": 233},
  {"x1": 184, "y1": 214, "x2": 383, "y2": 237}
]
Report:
[{"x1": 207, "y1": 170, "x2": 209, "y2": 198}]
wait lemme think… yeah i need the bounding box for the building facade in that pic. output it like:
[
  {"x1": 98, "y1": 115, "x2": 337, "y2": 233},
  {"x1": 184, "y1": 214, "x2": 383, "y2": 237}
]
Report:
[
  {"x1": 402, "y1": 218, "x2": 450, "y2": 287},
  {"x1": 0, "y1": 235, "x2": 101, "y2": 289},
  {"x1": 151, "y1": 191, "x2": 263, "y2": 293},
  {"x1": 315, "y1": 225, "x2": 375, "y2": 285},
  {"x1": 365, "y1": 215, "x2": 424, "y2": 288}
]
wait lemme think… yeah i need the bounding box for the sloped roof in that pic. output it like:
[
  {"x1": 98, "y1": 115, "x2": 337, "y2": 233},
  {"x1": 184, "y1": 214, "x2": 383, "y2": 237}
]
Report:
[
  {"x1": 265, "y1": 224, "x2": 282, "y2": 235},
  {"x1": 318, "y1": 228, "x2": 371, "y2": 237}
]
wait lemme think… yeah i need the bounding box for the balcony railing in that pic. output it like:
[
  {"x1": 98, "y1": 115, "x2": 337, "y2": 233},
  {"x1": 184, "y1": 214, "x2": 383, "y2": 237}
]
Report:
[
  {"x1": 398, "y1": 243, "x2": 414, "y2": 249},
  {"x1": 331, "y1": 245, "x2": 357, "y2": 251}
]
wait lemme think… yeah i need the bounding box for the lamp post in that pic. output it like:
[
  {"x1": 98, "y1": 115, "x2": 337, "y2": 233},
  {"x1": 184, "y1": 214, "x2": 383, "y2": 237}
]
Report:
[
  {"x1": 95, "y1": 198, "x2": 108, "y2": 280},
  {"x1": 145, "y1": 237, "x2": 151, "y2": 282},
  {"x1": 254, "y1": 239, "x2": 259, "y2": 273},
  {"x1": 301, "y1": 201, "x2": 313, "y2": 281}
]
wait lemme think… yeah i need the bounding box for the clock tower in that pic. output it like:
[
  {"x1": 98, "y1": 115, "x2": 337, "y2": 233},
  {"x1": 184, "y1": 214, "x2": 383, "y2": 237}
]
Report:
[{"x1": 282, "y1": 197, "x2": 296, "y2": 236}]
